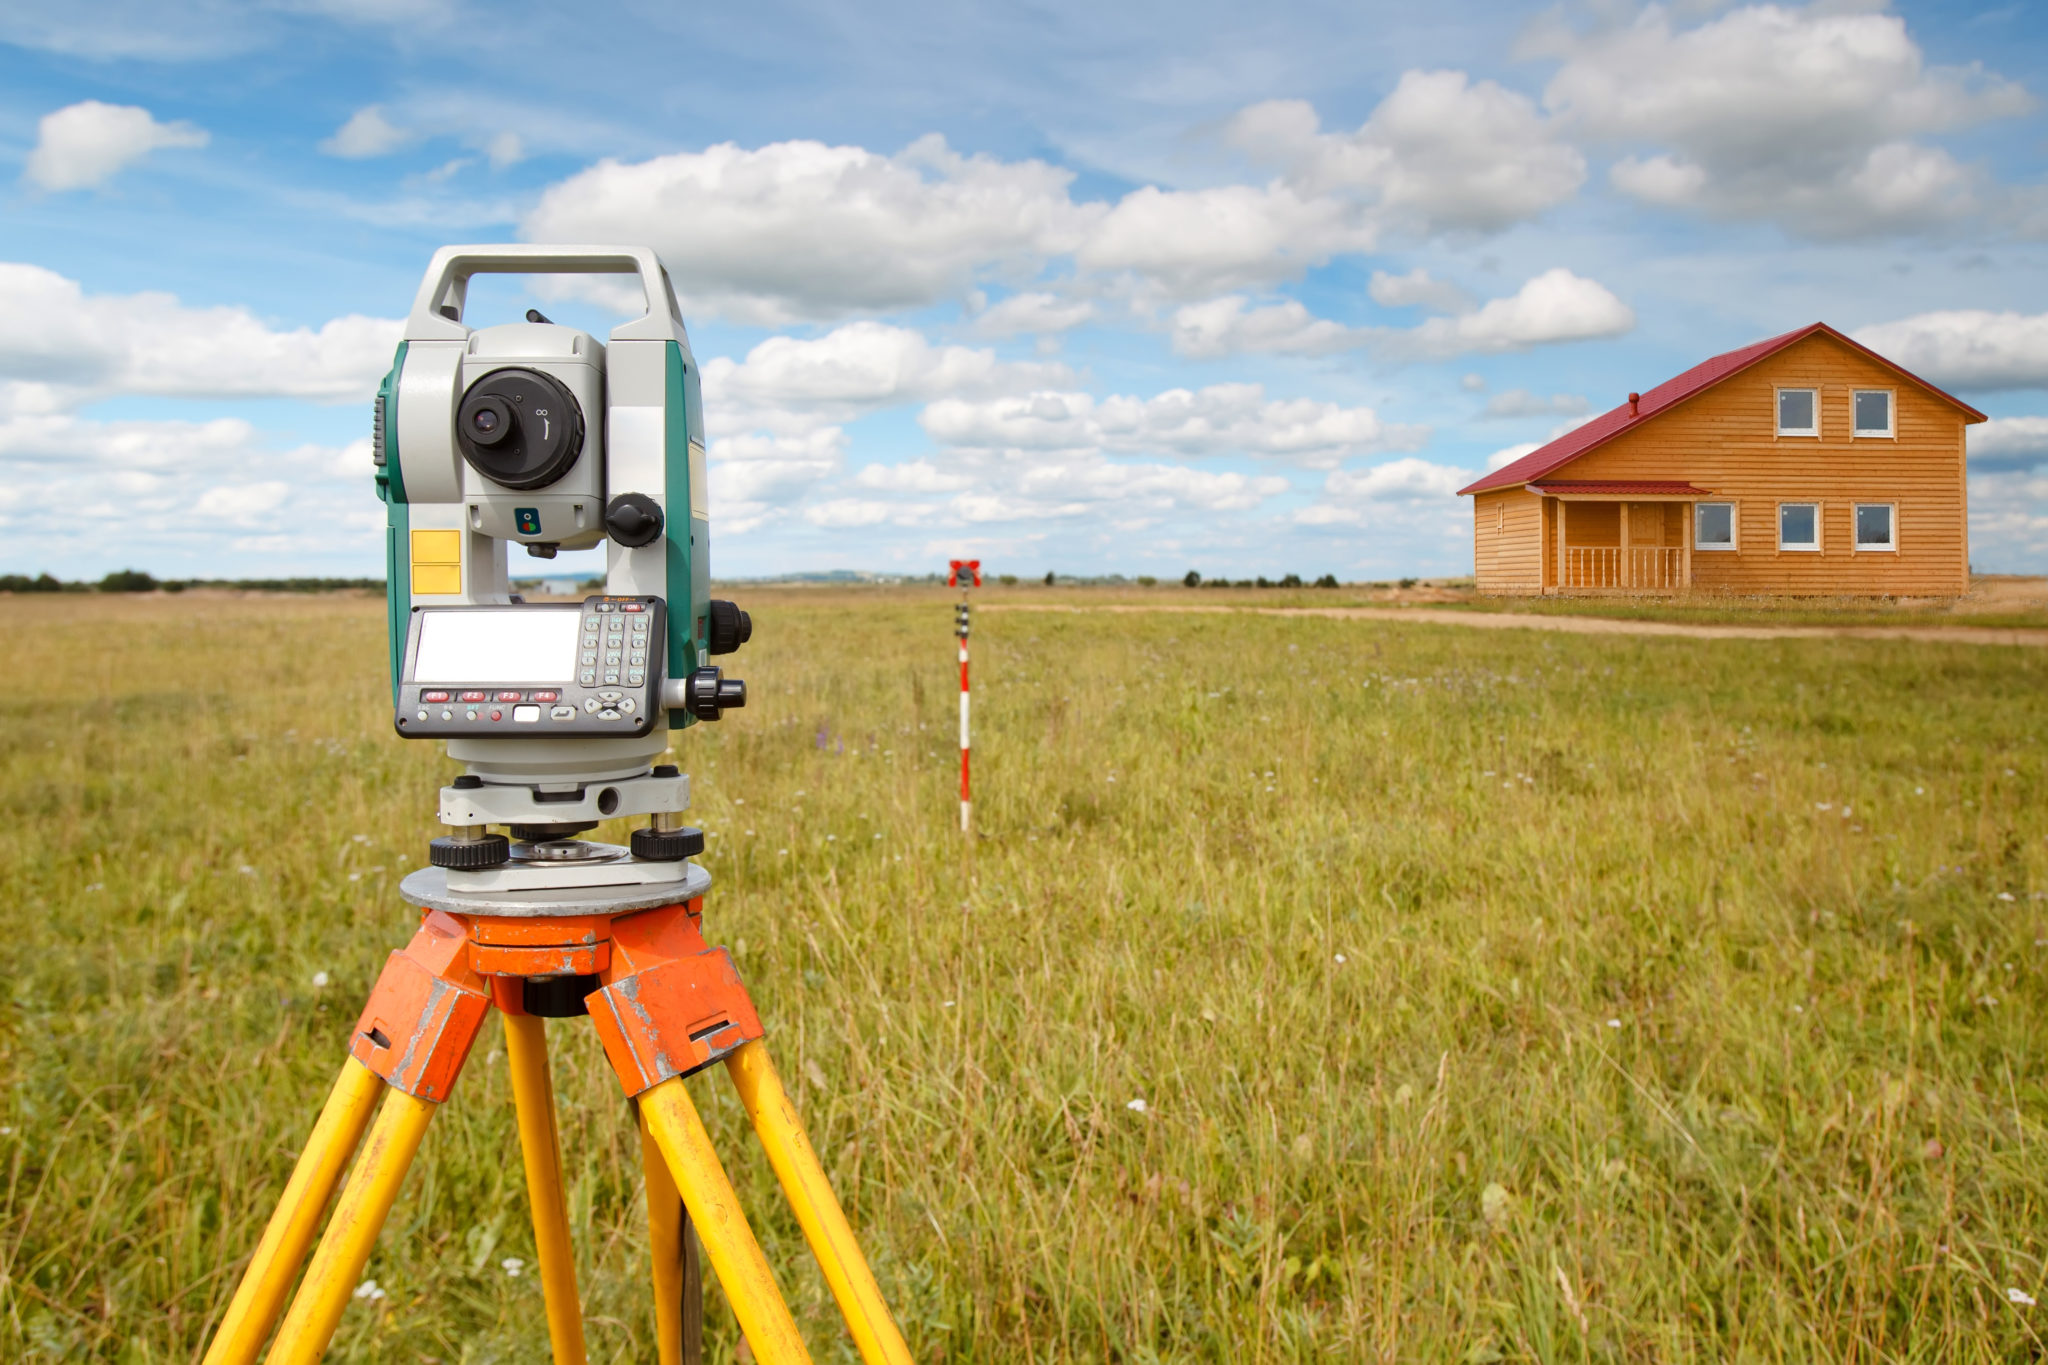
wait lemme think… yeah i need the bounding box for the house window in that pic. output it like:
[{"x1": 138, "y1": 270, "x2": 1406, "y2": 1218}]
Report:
[
  {"x1": 1778, "y1": 388, "x2": 1818, "y2": 436},
  {"x1": 1779, "y1": 502, "x2": 1820, "y2": 551},
  {"x1": 1695, "y1": 502, "x2": 1736, "y2": 550},
  {"x1": 1853, "y1": 390, "x2": 1894, "y2": 437},
  {"x1": 1855, "y1": 503, "x2": 1896, "y2": 550}
]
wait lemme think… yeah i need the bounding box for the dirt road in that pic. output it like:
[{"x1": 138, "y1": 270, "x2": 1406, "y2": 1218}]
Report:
[{"x1": 986, "y1": 602, "x2": 2048, "y2": 647}]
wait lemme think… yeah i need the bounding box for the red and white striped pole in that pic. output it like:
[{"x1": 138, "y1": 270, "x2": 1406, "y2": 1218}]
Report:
[{"x1": 949, "y1": 559, "x2": 980, "y2": 835}]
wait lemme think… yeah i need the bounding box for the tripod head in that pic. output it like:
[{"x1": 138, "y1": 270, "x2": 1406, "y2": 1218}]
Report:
[{"x1": 372, "y1": 245, "x2": 751, "y2": 888}]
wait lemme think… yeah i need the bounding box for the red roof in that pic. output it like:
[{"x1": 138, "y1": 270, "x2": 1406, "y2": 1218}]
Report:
[
  {"x1": 1525, "y1": 480, "x2": 1709, "y2": 496},
  {"x1": 1458, "y1": 322, "x2": 1988, "y2": 497}
]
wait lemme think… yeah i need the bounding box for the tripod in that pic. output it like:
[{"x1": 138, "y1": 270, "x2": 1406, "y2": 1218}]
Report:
[{"x1": 199, "y1": 869, "x2": 911, "y2": 1365}]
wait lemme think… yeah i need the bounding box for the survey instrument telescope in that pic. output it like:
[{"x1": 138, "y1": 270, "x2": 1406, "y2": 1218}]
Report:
[{"x1": 371, "y1": 244, "x2": 751, "y2": 890}]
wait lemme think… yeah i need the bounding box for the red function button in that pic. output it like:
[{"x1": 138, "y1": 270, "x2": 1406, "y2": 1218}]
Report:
[
  {"x1": 496, "y1": 690, "x2": 523, "y2": 702},
  {"x1": 530, "y1": 690, "x2": 560, "y2": 703},
  {"x1": 459, "y1": 690, "x2": 489, "y2": 703},
  {"x1": 490, "y1": 710, "x2": 503, "y2": 721},
  {"x1": 621, "y1": 602, "x2": 645, "y2": 612},
  {"x1": 420, "y1": 690, "x2": 451, "y2": 703}
]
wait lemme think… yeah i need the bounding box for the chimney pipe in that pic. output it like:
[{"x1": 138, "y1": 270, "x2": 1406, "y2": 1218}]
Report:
[{"x1": 1628, "y1": 392, "x2": 1641, "y2": 416}]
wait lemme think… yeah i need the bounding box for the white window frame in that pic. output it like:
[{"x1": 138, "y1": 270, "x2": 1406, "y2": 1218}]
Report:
[
  {"x1": 1777, "y1": 387, "x2": 1819, "y2": 437},
  {"x1": 1694, "y1": 501, "x2": 1738, "y2": 552},
  {"x1": 1852, "y1": 389, "x2": 1895, "y2": 439},
  {"x1": 1853, "y1": 501, "x2": 1897, "y2": 552},
  {"x1": 1778, "y1": 501, "x2": 1822, "y2": 552}
]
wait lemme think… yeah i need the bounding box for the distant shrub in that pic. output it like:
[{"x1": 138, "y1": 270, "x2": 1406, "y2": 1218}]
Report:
[
  {"x1": 99, "y1": 569, "x2": 158, "y2": 593},
  {"x1": 1315, "y1": 574, "x2": 1339, "y2": 588},
  {"x1": 998, "y1": 574, "x2": 1018, "y2": 586},
  {"x1": 0, "y1": 573, "x2": 64, "y2": 593},
  {"x1": 1399, "y1": 577, "x2": 1418, "y2": 589},
  {"x1": 1043, "y1": 572, "x2": 1055, "y2": 586},
  {"x1": 1137, "y1": 575, "x2": 1157, "y2": 587},
  {"x1": 1183, "y1": 570, "x2": 1201, "y2": 587},
  {"x1": 1280, "y1": 573, "x2": 1302, "y2": 588}
]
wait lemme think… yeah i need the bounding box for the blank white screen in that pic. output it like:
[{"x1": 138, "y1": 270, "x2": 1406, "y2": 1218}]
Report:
[{"x1": 413, "y1": 609, "x2": 581, "y2": 684}]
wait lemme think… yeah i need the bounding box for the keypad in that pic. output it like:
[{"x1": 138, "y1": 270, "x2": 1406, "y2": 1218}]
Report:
[{"x1": 405, "y1": 596, "x2": 664, "y2": 736}]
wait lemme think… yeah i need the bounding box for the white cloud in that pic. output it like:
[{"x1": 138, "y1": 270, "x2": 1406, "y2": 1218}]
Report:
[
  {"x1": 23, "y1": 101, "x2": 208, "y2": 191},
  {"x1": 1169, "y1": 296, "x2": 1357, "y2": 359},
  {"x1": 921, "y1": 382, "x2": 1425, "y2": 469},
  {"x1": 524, "y1": 135, "x2": 1098, "y2": 324},
  {"x1": 804, "y1": 498, "x2": 907, "y2": 528},
  {"x1": 485, "y1": 131, "x2": 525, "y2": 168},
  {"x1": 1969, "y1": 416, "x2": 2048, "y2": 471},
  {"x1": 1485, "y1": 441, "x2": 1542, "y2": 472},
  {"x1": 1482, "y1": 389, "x2": 1588, "y2": 419},
  {"x1": 703, "y1": 321, "x2": 1070, "y2": 435},
  {"x1": 321, "y1": 105, "x2": 410, "y2": 158},
  {"x1": 853, "y1": 460, "x2": 974, "y2": 494},
  {"x1": 1855, "y1": 309, "x2": 2048, "y2": 391},
  {"x1": 1369, "y1": 268, "x2": 1474, "y2": 314},
  {"x1": 1075, "y1": 182, "x2": 1373, "y2": 299},
  {"x1": 194, "y1": 481, "x2": 291, "y2": 524},
  {"x1": 973, "y1": 292, "x2": 1095, "y2": 338},
  {"x1": 1394, "y1": 268, "x2": 1634, "y2": 359},
  {"x1": 1224, "y1": 72, "x2": 1586, "y2": 234},
  {"x1": 1295, "y1": 457, "x2": 1477, "y2": 526},
  {"x1": 0, "y1": 263, "x2": 401, "y2": 408},
  {"x1": 1536, "y1": 4, "x2": 2033, "y2": 236},
  {"x1": 1967, "y1": 468, "x2": 2048, "y2": 570}
]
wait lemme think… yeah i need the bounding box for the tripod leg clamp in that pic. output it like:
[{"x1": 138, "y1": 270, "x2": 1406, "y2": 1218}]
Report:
[
  {"x1": 348, "y1": 911, "x2": 493, "y2": 1102},
  {"x1": 588, "y1": 900, "x2": 765, "y2": 1096}
]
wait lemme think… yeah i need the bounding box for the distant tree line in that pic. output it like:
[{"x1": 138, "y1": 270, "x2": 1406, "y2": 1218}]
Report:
[
  {"x1": 0, "y1": 570, "x2": 384, "y2": 594},
  {"x1": 1181, "y1": 571, "x2": 1343, "y2": 589}
]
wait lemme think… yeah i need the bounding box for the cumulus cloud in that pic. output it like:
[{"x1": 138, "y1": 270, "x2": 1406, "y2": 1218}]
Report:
[
  {"x1": 922, "y1": 382, "x2": 1424, "y2": 470},
  {"x1": 702, "y1": 322, "x2": 1071, "y2": 436},
  {"x1": 1075, "y1": 181, "x2": 1375, "y2": 299},
  {"x1": 0, "y1": 263, "x2": 402, "y2": 408},
  {"x1": 1969, "y1": 416, "x2": 2048, "y2": 471},
  {"x1": 1294, "y1": 457, "x2": 1477, "y2": 526},
  {"x1": 321, "y1": 105, "x2": 411, "y2": 158},
  {"x1": 972, "y1": 292, "x2": 1095, "y2": 338},
  {"x1": 1967, "y1": 468, "x2": 2048, "y2": 569},
  {"x1": 1169, "y1": 296, "x2": 1358, "y2": 359},
  {"x1": 524, "y1": 135, "x2": 1099, "y2": 324},
  {"x1": 1368, "y1": 268, "x2": 1474, "y2": 314},
  {"x1": 1535, "y1": 4, "x2": 2033, "y2": 236},
  {"x1": 1224, "y1": 72, "x2": 1586, "y2": 234},
  {"x1": 1855, "y1": 309, "x2": 2048, "y2": 391},
  {"x1": 23, "y1": 101, "x2": 208, "y2": 192},
  {"x1": 1482, "y1": 389, "x2": 1588, "y2": 419},
  {"x1": 1391, "y1": 268, "x2": 1634, "y2": 359},
  {"x1": 1485, "y1": 441, "x2": 1543, "y2": 472}
]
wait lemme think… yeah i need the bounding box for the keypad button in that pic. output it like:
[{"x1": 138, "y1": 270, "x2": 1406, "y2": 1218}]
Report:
[
  {"x1": 584, "y1": 698, "x2": 601, "y2": 714},
  {"x1": 628, "y1": 651, "x2": 645, "y2": 665},
  {"x1": 596, "y1": 603, "x2": 614, "y2": 613},
  {"x1": 619, "y1": 697, "x2": 637, "y2": 715},
  {"x1": 460, "y1": 690, "x2": 488, "y2": 703},
  {"x1": 603, "y1": 672, "x2": 620, "y2": 684},
  {"x1": 512, "y1": 704, "x2": 541, "y2": 723},
  {"x1": 550, "y1": 704, "x2": 577, "y2": 721},
  {"x1": 439, "y1": 709, "x2": 453, "y2": 721},
  {"x1": 626, "y1": 671, "x2": 645, "y2": 685},
  {"x1": 421, "y1": 690, "x2": 451, "y2": 703},
  {"x1": 531, "y1": 690, "x2": 559, "y2": 703},
  {"x1": 605, "y1": 651, "x2": 621, "y2": 665},
  {"x1": 598, "y1": 708, "x2": 622, "y2": 721},
  {"x1": 490, "y1": 709, "x2": 502, "y2": 721},
  {"x1": 496, "y1": 690, "x2": 522, "y2": 703},
  {"x1": 416, "y1": 708, "x2": 428, "y2": 721},
  {"x1": 581, "y1": 651, "x2": 597, "y2": 665},
  {"x1": 579, "y1": 669, "x2": 597, "y2": 685},
  {"x1": 622, "y1": 602, "x2": 644, "y2": 612},
  {"x1": 597, "y1": 689, "x2": 623, "y2": 701}
]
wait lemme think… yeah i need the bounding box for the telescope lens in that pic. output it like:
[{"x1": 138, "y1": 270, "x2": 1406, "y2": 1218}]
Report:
[{"x1": 456, "y1": 370, "x2": 584, "y2": 490}]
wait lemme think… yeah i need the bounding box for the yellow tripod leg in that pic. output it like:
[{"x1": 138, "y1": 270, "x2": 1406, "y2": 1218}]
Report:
[
  {"x1": 639, "y1": 1102, "x2": 703, "y2": 1365},
  {"x1": 725, "y1": 1041, "x2": 912, "y2": 1365},
  {"x1": 639, "y1": 1076, "x2": 813, "y2": 1365},
  {"x1": 202, "y1": 1058, "x2": 384, "y2": 1365},
  {"x1": 262, "y1": 1086, "x2": 437, "y2": 1365},
  {"x1": 502, "y1": 1012, "x2": 589, "y2": 1365}
]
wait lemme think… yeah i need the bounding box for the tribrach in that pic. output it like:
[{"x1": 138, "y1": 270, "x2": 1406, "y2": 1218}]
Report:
[{"x1": 200, "y1": 246, "x2": 912, "y2": 1365}]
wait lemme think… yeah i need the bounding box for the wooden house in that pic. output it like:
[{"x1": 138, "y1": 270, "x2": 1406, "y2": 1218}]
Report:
[{"x1": 1457, "y1": 323, "x2": 1986, "y2": 596}]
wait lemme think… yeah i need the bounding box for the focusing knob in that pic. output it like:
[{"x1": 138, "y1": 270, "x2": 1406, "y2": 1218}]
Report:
[
  {"x1": 429, "y1": 833, "x2": 510, "y2": 869},
  {"x1": 630, "y1": 825, "x2": 704, "y2": 862},
  {"x1": 707, "y1": 600, "x2": 752, "y2": 655},
  {"x1": 455, "y1": 367, "x2": 585, "y2": 491},
  {"x1": 683, "y1": 666, "x2": 746, "y2": 721},
  {"x1": 605, "y1": 493, "x2": 664, "y2": 548}
]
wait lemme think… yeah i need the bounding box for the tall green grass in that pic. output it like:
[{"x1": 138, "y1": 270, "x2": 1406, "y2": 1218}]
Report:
[{"x1": 1, "y1": 590, "x2": 2044, "y2": 1362}]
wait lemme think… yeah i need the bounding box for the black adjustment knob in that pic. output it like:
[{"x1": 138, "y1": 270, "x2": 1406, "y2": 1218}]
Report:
[
  {"x1": 605, "y1": 493, "x2": 664, "y2": 548},
  {"x1": 707, "y1": 599, "x2": 752, "y2": 655},
  {"x1": 452, "y1": 775, "x2": 484, "y2": 789},
  {"x1": 631, "y1": 825, "x2": 704, "y2": 862},
  {"x1": 429, "y1": 833, "x2": 510, "y2": 869},
  {"x1": 683, "y1": 666, "x2": 746, "y2": 721},
  {"x1": 651, "y1": 763, "x2": 680, "y2": 778}
]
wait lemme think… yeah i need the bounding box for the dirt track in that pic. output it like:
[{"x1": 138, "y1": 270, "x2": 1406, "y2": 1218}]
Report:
[{"x1": 986, "y1": 602, "x2": 2048, "y2": 648}]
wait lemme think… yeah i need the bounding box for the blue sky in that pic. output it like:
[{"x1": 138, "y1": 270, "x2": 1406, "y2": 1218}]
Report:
[{"x1": 3, "y1": 0, "x2": 2047, "y2": 581}]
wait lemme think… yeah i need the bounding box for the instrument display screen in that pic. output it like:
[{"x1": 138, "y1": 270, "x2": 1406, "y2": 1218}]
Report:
[{"x1": 412, "y1": 608, "x2": 582, "y2": 684}]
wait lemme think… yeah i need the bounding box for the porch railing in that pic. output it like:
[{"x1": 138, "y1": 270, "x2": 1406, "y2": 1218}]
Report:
[{"x1": 1561, "y1": 545, "x2": 1686, "y2": 590}]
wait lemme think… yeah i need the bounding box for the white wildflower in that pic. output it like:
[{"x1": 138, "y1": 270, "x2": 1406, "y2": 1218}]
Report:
[
  {"x1": 501, "y1": 1257, "x2": 525, "y2": 1277},
  {"x1": 2010, "y1": 1288, "x2": 2035, "y2": 1306},
  {"x1": 353, "y1": 1279, "x2": 386, "y2": 1301},
  {"x1": 311, "y1": 971, "x2": 330, "y2": 989},
  {"x1": 1126, "y1": 1098, "x2": 1148, "y2": 1114}
]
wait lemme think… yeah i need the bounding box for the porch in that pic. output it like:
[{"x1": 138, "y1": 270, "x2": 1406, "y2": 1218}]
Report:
[{"x1": 1525, "y1": 481, "x2": 1709, "y2": 595}]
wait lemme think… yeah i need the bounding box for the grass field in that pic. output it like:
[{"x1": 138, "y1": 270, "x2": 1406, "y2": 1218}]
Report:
[{"x1": 3, "y1": 588, "x2": 2047, "y2": 1362}]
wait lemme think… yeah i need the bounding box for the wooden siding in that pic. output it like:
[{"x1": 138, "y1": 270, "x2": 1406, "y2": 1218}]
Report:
[
  {"x1": 1473, "y1": 487, "x2": 1544, "y2": 593},
  {"x1": 1554, "y1": 332, "x2": 1970, "y2": 595}
]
